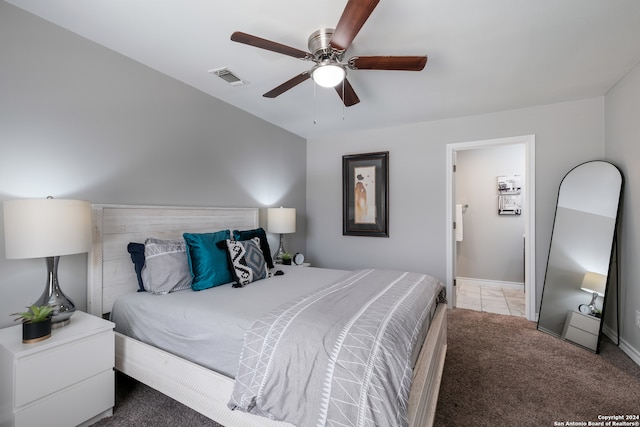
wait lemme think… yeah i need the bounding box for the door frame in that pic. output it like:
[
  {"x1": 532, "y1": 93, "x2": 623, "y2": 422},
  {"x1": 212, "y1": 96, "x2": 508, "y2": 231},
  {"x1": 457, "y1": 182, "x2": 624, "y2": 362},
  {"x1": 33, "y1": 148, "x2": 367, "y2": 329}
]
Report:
[{"x1": 445, "y1": 135, "x2": 537, "y2": 321}]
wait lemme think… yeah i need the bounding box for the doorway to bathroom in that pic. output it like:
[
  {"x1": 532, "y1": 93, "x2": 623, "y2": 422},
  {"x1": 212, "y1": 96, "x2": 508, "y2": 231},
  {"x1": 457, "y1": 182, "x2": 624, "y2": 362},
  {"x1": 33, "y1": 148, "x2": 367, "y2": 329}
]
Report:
[{"x1": 445, "y1": 135, "x2": 536, "y2": 321}]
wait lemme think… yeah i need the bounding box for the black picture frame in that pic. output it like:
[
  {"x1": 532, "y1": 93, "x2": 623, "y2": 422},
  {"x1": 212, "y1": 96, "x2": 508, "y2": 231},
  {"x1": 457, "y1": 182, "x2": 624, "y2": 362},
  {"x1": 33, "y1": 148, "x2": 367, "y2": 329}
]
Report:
[{"x1": 342, "y1": 151, "x2": 389, "y2": 237}]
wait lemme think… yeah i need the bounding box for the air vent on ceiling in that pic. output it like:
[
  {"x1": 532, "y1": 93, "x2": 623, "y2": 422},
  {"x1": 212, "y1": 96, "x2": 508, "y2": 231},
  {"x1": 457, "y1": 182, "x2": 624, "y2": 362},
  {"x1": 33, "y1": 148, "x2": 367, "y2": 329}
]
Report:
[{"x1": 209, "y1": 68, "x2": 248, "y2": 86}]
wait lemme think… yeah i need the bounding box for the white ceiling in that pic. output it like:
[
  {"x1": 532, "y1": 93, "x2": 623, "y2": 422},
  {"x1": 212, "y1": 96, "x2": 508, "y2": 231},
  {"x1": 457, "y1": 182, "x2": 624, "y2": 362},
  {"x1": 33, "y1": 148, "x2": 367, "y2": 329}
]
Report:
[{"x1": 7, "y1": 0, "x2": 640, "y2": 139}]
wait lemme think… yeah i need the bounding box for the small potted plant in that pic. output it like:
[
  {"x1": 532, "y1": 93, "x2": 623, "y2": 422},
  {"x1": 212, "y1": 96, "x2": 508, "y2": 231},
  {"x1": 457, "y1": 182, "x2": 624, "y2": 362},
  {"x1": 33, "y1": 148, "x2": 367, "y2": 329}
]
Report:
[
  {"x1": 281, "y1": 252, "x2": 292, "y2": 265},
  {"x1": 12, "y1": 305, "x2": 53, "y2": 343}
]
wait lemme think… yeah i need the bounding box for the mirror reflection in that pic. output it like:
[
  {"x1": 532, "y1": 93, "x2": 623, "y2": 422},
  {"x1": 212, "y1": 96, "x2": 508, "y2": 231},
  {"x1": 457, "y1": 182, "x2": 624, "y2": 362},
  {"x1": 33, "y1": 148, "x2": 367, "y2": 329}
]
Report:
[{"x1": 538, "y1": 161, "x2": 623, "y2": 352}]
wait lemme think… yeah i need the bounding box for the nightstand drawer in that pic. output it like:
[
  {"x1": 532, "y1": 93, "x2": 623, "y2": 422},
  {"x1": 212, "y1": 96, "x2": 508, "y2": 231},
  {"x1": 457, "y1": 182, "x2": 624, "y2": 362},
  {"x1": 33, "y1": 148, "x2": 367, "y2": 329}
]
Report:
[
  {"x1": 569, "y1": 312, "x2": 600, "y2": 334},
  {"x1": 15, "y1": 369, "x2": 114, "y2": 427},
  {"x1": 15, "y1": 330, "x2": 114, "y2": 407},
  {"x1": 564, "y1": 326, "x2": 598, "y2": 349}
]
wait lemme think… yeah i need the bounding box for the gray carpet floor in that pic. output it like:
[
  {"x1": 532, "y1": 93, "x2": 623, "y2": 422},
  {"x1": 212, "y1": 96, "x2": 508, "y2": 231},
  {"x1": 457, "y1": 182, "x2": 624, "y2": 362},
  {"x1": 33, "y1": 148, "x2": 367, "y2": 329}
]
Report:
[
  {"x1": 434, "y1": 309, "x2": 640, "y2": 426},
  {"x1": 91, "y1": 308, "x2": 640, "y2": 426}
]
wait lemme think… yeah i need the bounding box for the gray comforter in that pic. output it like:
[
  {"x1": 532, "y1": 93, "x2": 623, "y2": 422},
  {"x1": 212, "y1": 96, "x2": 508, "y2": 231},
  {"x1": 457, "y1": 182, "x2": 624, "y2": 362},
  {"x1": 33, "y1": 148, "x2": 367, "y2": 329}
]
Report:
[{"x1": 228, "y1": 269, "x2": 445, "y2": 427}]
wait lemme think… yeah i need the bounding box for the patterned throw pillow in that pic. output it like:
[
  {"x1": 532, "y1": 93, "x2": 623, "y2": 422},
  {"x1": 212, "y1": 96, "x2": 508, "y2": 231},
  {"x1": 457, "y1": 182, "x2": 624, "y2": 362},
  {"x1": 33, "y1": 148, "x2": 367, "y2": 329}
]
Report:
[
  {"x1": 225, "y1": 238, "x2": 268, "y2": 287},
  {"x1": 233, "y1": 228, "x2": 274, "y2": 269},
  {"x1": 141, "y1": 238, "x2": 192, "y2": 295}
]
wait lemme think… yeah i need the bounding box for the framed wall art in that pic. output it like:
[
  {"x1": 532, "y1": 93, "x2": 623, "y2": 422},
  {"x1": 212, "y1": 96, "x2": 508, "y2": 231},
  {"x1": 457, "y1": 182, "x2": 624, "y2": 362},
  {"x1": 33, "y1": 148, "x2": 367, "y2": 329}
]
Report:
[
  {"x1": 342, "y1": 151, "x2": 389, "y2": 237},
  {"x1": 497, "y1": 175, "x2": 522, "y2": 215}
]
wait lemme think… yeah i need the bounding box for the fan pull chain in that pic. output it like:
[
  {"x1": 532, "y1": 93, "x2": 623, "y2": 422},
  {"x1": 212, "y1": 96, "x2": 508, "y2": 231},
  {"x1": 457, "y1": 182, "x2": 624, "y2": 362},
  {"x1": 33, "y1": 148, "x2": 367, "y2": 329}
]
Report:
[
  {"x1": 313, "y1": 81, "x2": 317, "y2": 125},
  {"x1": 342, "y1": 82, "x2": 345, "y2": 121}
]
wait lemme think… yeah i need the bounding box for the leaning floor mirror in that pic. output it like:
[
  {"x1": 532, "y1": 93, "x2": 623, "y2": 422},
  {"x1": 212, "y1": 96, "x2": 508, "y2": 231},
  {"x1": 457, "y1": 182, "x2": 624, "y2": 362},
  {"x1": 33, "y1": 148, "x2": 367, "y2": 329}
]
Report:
[{"x1": 538, "y1": 160, "x2": 623, "y2": 352}]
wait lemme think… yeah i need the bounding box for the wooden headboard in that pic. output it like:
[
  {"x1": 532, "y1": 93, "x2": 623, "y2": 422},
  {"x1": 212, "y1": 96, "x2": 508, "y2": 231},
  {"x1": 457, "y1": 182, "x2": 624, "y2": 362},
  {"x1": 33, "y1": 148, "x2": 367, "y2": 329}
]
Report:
[{"x1": 87, "y1": 204, "x2": 259, "y2": 316}]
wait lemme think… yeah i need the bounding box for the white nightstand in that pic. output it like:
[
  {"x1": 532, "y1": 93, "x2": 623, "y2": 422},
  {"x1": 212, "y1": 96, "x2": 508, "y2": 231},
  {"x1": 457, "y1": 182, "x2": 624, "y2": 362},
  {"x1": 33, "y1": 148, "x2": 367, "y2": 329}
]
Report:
[
  {"x1": 0, "y1": 311, "x2": 115, "y2": 427},
  {"x1": 561, "y1": 310, "x2": 601, "y2": 350}
]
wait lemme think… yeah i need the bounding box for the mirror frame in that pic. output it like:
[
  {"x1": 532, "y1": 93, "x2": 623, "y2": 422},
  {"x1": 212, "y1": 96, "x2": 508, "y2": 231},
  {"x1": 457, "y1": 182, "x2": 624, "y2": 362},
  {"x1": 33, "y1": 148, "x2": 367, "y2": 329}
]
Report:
[{"x1": 538, "y1": 160, "x2": 624, "y2": 353}]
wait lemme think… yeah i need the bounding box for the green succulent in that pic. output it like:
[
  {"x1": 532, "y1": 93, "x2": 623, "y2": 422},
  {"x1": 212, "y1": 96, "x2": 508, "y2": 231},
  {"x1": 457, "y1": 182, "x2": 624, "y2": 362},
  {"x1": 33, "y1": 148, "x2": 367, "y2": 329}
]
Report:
[{"x1": 12, "y1": 305, "x2": 53, "y2": 323}]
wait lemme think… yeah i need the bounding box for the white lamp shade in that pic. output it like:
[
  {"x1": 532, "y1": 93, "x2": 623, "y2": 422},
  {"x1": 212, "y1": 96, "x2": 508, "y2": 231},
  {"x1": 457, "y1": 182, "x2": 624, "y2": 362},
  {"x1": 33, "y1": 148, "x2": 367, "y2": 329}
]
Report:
[
  {"x1": 267, "y1": 207, "x2": 296, "y2": 234},
  {"x1": 580, "y1": 271, "x2": 607, "y2": 296},
  {"x1": 4, "y1": 198, "x2": 92, "y2": 259}
]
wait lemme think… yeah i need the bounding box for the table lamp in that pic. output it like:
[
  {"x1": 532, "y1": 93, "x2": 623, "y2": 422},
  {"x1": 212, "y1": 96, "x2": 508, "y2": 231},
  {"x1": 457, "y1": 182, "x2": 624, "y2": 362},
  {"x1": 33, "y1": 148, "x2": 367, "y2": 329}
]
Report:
[
  {"x1": 267, "y1": 207, "x2": 296, "y2": 263},
  {"x1": 3, "y1": 197, "x2": 92, "y2": 327},
  {"x1": 579, "y1": 271, "x2": 607, "y2": 317}
]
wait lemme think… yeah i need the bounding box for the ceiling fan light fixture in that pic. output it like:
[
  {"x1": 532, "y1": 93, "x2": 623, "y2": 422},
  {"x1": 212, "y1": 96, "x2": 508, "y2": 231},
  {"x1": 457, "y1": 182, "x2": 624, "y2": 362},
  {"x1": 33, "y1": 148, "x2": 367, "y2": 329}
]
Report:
[{"x1": 311, "y1": 63, "x2": 346, "y2": 88}]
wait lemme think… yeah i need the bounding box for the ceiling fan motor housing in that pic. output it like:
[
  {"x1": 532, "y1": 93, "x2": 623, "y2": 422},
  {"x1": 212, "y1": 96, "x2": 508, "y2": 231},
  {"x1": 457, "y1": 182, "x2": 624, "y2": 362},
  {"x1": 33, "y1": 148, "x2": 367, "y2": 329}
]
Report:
[
  {"x1": 308, "y1": 28, "x2": 347, "y2": 87},
  {"x1": 308, "y1": 28, "x2": 343, "y2": 61}
]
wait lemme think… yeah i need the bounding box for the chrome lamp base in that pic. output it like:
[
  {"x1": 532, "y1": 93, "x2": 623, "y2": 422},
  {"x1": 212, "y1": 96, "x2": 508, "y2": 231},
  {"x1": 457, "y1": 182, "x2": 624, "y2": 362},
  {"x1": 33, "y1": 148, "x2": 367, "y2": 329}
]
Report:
[
  {"x1": 273, "y1": 233, "x2": 287, "y2": 264},
  {"x1": 33, "y1": 256, "x2": 75, "y2": 328}
]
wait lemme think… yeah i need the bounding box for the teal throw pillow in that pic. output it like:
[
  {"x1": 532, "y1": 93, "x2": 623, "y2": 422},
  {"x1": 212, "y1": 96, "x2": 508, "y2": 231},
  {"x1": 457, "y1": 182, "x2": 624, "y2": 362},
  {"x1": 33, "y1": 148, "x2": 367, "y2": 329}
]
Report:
[{"x1": 183, "y1": 230, "x2": 232, "y2": 291}]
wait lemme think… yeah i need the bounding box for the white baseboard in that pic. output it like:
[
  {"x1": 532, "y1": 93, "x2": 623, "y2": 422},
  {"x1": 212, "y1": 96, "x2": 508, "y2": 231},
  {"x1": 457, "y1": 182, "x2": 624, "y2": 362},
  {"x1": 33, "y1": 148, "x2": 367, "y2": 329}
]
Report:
[
  {"x1": 602, "y1": 324, "x2": 640, "y2": 367},
  {"x1": 619, "y1": 339, "x2": 640, "y2": 367},
  {"x1": 456, "y1": 276, "x2": 524, "y2": 289},
  {"x1": 602, "y1": 324, "x2": 618, "y2": 343}
]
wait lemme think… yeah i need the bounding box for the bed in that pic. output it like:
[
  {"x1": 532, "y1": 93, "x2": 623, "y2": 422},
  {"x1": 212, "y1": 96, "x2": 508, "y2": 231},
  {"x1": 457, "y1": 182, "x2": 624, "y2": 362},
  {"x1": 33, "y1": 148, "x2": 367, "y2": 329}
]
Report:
[{"x1": 87, "y1": 204, "x2": 447, "y2": 427}]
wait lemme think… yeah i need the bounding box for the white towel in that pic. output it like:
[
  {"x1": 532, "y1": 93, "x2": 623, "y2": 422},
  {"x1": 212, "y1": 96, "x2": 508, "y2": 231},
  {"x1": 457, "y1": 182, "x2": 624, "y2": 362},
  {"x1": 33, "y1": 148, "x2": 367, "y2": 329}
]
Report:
[{"x1": 455, "y1": 204, "x2": 464, "y2": 242}]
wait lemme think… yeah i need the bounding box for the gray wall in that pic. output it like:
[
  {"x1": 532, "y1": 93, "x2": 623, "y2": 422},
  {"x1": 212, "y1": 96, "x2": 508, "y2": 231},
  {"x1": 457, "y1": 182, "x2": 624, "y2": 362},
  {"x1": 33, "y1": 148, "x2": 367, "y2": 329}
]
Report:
[
  {"x1": 605, "y1": 60, "x2": 640, "y2": 356},
  {"x1": 306, "y1": 97, "x2": 605, "y2": 316},
  {"x1": 456, "y1": 144, "x2": 525, "y2": 283},
  {"x1": 0, "y1": 2, "x2": 306, "y2": 328}
]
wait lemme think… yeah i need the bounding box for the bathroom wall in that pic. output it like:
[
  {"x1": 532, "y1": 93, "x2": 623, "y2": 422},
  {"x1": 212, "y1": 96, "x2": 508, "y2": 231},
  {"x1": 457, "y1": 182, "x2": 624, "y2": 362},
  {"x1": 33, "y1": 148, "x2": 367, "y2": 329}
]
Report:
[{"x1": 456, "y1": 144, "x2": 526, "y2": 283}]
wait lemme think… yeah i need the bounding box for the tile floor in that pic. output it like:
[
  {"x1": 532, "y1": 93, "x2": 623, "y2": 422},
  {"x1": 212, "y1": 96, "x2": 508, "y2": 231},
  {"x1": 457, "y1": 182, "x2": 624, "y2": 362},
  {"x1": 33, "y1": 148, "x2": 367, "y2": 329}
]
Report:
[{"x1": 456, "y1": 278, "x2": 526, "y2": 317}]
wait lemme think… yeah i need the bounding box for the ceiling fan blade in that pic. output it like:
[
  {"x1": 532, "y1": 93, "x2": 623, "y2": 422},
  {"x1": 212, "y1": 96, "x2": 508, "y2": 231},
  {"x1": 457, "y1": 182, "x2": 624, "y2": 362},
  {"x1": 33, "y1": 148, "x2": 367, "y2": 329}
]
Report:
[
  {"x1": 335, "y1": 78, "x2": 360, "y2": 107},
  {"x1": 231, "y1": 31, "x2": 310, "y2": 59},
  {"x1": 349, "y1": 56, "x2": 428, "y2": 71},
  {"x1": 330, "y1": 0, "x2": 380, "y2": 51},
  {"x1": 263, "y1": 72, "x2": 311, "y2": 98}
]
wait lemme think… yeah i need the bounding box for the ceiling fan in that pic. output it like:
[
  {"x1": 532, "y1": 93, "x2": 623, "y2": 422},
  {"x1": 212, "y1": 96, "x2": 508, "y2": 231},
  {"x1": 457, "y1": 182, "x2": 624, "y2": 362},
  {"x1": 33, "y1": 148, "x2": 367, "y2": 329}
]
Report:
[{"x1": 230, "y1": 0, "x2": 427, "y2": 107}]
